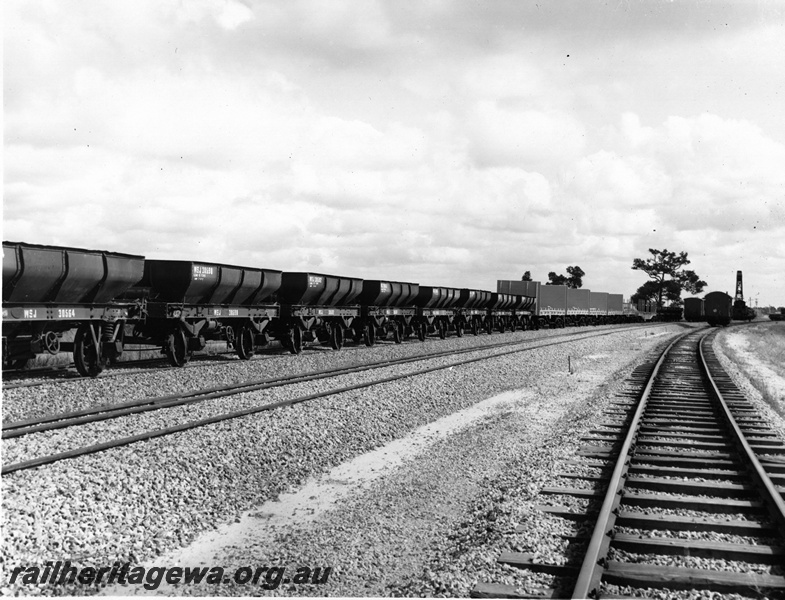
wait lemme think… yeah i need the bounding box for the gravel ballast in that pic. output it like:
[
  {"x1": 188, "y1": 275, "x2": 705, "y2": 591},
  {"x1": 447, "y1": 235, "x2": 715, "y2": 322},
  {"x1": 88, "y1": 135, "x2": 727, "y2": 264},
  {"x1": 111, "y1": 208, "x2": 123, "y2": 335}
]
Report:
[{"x1": 2, "y1": 324, "x2": 684, "y2": 596}]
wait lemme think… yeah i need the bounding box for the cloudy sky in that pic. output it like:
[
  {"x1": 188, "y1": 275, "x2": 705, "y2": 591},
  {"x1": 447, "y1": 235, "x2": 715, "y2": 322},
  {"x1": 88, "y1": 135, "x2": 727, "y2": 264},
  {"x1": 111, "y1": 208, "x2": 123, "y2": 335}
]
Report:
[{"x1": 4, "y1": 0, "x2": 785, "y2": 305}]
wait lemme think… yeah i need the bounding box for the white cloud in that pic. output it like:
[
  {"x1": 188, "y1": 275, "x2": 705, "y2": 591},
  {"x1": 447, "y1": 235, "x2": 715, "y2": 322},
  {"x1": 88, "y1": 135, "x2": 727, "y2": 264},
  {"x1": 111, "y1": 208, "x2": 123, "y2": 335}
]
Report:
[
  {"x1": 468, "y1": 101, "x2": 586, "y2": 167},
  {"x1": 4, "y1": 1, "x2": 785, "y2": 304}
]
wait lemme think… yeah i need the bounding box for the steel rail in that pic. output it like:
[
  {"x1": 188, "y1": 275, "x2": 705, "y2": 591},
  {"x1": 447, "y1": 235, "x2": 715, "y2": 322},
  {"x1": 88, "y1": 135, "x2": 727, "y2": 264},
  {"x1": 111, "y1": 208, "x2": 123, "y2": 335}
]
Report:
[
  {"x1": 4, "y1": 324, "x2": 653, "y2": 438},
  {"x1": 699, "y1": 335, "x2": 785, "y2": 535},
  {"x1": 2, "y1": 322, "x2": 666, "y2": 388},
  {"x1": 570, "y1": 329, "x2": 699, "y2": 599},
  {"x1": 2, "y1": 326, "x2": 661, "y2": 476}
]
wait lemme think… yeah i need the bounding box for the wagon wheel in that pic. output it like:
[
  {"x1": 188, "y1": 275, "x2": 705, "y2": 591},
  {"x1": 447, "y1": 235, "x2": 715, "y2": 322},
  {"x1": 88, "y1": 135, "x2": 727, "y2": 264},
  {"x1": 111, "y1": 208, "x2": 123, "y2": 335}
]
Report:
[
  {"x1": 236, "y1": 322, "x2": 255, "y2": 360},
  {"x1": 287, "y1": 326, "x2": 303, "y2": 355},
  {"x1": 363, "y1": 323, "x2": 376, "y2": 347},
  {"x1": 510, "y1": 320, "x2": 517, "y2": 332},
  {"x1": 330, "y1": 324, "x2": 344, "y2": 350},
  {"x1": 165, "y1": 329, "x2": 192, "y2": 367},
  {"x1": 438, "y1": 320, "x2": 447, "y2": 339},
  {"x1": 485, "y1": 320, "x2": 493, "y2": 335},
  {"x1": 417, "y1": 323, "x2": 427, "y2": 342},
  {"x1": 471, "y1": 320, "x2": 479, "y2": 336},
  {"x1": 392, "y1": 322, "x2": 403, "y2": 344},
  {"x1": 74, "y1": 323, "x2": 105, "y2": 378}
]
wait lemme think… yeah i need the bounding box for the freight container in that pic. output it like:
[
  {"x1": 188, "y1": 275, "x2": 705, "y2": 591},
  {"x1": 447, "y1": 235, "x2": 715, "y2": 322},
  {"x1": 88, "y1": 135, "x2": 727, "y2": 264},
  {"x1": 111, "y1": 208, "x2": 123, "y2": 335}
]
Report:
[
  {"x1": 589, "y1": 292, "x2": 609, "y2": 315},
  {"x1": 607, "y1": 294, "x2": 624, "y2": 315},
  {"x1": 567, "y1": 288, "x2": 590, "y2": 314}
]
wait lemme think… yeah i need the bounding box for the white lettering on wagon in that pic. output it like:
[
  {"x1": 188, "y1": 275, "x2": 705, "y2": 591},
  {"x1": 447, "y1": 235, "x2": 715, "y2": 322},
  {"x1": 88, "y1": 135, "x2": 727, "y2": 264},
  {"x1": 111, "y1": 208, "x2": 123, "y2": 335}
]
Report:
[
  {"x1": 193, "y1": 265, "x2": 215, "y2": 281},
  {"x1": 24, "y1": 309, "x2": 38, "y2": 319},
  {"x1": 308, "y1": 276, "x2": 323, "y2": 287},
  {"x1": 57, "y1": 309, "x2": 76, "y2": 318}
]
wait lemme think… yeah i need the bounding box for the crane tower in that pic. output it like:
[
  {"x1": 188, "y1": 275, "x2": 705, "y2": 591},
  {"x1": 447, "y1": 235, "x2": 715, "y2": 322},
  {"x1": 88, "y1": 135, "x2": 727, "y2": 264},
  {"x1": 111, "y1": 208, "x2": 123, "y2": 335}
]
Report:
[
  {"x1": 732, "y1": 270, "x2": 754, "y2": 321},
  {"x1": 735, "y1": 270, "x2": 744, "y2": 303}
]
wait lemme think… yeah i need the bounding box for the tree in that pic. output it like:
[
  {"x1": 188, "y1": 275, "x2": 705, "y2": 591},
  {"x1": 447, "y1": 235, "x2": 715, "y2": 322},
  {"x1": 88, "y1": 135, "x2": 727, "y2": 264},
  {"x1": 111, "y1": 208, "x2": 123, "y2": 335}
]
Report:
[
  {"x1": 631, "y1": 280, "x2": 684, "y2": 306},
  {"x1": 521, "y1": 271, "x2": 532, "y2": 281},
  {"x1": 546, "y1": 266, "x2": 584, "y2": 288},
  {"x1": 631, "y1": 248, "x2": 706, "y2": 308}
]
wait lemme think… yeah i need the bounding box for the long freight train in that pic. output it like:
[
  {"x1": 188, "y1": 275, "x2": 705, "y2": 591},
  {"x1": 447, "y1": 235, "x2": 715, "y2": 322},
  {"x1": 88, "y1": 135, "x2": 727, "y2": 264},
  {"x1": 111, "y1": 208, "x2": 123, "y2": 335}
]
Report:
[{"x1": 2, "y1": 241, "x2": 642, "y2": 377}]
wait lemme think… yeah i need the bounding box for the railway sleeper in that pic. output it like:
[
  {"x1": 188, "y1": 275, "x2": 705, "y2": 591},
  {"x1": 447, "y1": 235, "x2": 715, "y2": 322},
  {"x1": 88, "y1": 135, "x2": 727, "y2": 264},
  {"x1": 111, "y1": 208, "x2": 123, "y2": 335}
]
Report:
[
  {"x1": 602, "y1": 561, "x2": 785, "y2": 596},
  {"x1": 608, "y1": 533, "x2": 785, "y2": 564}
]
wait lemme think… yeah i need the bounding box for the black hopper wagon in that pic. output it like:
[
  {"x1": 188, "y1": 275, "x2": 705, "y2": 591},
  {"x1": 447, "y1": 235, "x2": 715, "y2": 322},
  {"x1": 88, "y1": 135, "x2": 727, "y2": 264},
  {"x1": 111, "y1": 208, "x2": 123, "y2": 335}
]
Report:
[
  {"x1": 412, "y1": 286, "x2": 461, "y2": 340},
  {"x1": 355, "y1": 280, "x2": 419, "y2": 345},
  {"x1": 2, "y1": 242, "x2": 144, "y2": 376},
  {"x1": 276, "y1": 272, "x2": 363, "y2": 354},
  {"x1": 126, "y1": 259, "x2": 282, "y2": 365},
  {"x1": 455, "y1": 289, "x2": 494, "y2": 336}
]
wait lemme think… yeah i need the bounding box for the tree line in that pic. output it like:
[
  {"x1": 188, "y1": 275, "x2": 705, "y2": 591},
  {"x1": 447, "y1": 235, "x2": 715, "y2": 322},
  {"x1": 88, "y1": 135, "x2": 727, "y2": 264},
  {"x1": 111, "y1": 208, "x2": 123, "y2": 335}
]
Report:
[{"x1": 521, "y1": 248, "x2": 706, "y2": 308}]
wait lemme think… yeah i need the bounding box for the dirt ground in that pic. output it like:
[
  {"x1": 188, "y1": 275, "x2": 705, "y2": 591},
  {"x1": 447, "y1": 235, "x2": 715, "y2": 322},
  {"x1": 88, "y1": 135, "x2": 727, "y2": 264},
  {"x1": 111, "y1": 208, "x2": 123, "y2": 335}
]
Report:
[{"x1": 717, "y1": 321, "x2": 785, "y2": 417}]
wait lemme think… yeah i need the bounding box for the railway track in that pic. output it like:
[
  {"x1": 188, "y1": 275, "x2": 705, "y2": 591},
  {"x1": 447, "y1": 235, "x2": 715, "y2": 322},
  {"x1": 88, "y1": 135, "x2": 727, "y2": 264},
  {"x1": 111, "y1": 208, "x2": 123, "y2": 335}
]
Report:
[
  {"x1": 474, "y1": 327, "x2": 785, "y2": 599},
  {"x1": 1, "y1": 323, "x2": 665, "y2": 390},
  {"x1": 3, "y1": 324, "x2": 663, "y2": 476}
]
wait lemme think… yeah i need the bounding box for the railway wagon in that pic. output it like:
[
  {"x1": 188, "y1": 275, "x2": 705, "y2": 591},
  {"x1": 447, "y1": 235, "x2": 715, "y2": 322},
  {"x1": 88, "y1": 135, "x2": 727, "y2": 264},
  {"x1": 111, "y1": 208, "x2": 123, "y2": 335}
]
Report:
[
  {"x1": 589, "y1": 292, "x2": 608, "y2": 325},
  {"x1": 497, "y1": 280, "x2": 638, "y2": 327},
  {"x1": 683, "y1": 297, "x2": 704, "y2": 322},
  {"x1": 496, "y1": 280, "x2": 539, "y2": 329},
  {"x1": 654, "y1": 306, "x2": 683, "y2": 322},
  {"x1": 537, "y1": 284, "x2": 569, "y2": 328},
  {"x1": 356, "y1": 280, "x2": 419, "y2": 345},
  {"x1": 608, "y1": 294, "x2": 624, "y2": 323},
  {"x1": 507, "y1": 292, "x2": 536, "y2": 330},
  {"x1": 455, "y1": 289, "x2": 493, "y2": 336},
  {"x1": 488, "y1": 291, "x2": 531, "y2": 333},
  {"x1": 567, "y1": 288, "x2": 591, "y2": 326},
  {"x1": 129, "y1": 259, "x2": 283, "y2": 365},
  {"x1": 732, "y1": 300, "x2": 756, "y2": 322},
  {"x1": 411, "y1": 286, "x2": 461, "y2": 340},
  {"x1": 704, "y1": 291, "x2": 732, "y2": 326},
  {"x1": 2, "y1": 241, "x2": 144, "y2": 376},
  {"x1": 277, "y1": 272, "x2": 363, "y2": 353}
]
